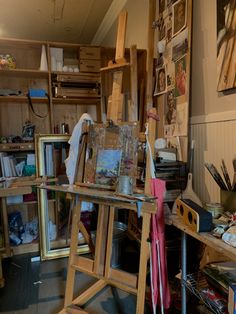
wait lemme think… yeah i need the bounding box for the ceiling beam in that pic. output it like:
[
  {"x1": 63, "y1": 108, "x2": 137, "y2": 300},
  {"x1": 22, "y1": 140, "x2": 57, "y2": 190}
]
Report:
[{"x1": 91, "y1": 0, "x2": 127, "y2": 45}]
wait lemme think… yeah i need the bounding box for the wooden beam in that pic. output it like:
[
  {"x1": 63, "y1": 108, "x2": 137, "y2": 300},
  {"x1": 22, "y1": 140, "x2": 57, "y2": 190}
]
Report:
[
  {"x1": 72, "y1": 280, "x2": 107, "y2": 306},
  {"x1": 129, "y1": 45, "x2": 138, "y2": 121},
  {"x1": 146, "y1": 0, "x2": 156, "y2": 111},
  {"x1": 115, "y1": 11, "x2": 128, "y2": 61}
]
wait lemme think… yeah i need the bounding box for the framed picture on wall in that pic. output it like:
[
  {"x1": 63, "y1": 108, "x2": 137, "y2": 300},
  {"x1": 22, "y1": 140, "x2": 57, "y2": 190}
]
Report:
[
  {"x1": 154, "y1": 66, "x2": 167, "y2": 96},
  {"x1": 217, "y1": 0, "x2": 236, "y2": 91},
  {"x1": 172, "y1": 0, "x2": 187, "y2": 37},
  {"x1": 175, "y1": 55, "x2": 187, "y2": 97}
]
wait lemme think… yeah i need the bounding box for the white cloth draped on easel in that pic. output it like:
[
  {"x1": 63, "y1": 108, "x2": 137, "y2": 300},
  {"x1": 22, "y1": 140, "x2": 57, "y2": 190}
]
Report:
[{"x1": 65, "y1": 113, "x2": 93, "y2": 185}]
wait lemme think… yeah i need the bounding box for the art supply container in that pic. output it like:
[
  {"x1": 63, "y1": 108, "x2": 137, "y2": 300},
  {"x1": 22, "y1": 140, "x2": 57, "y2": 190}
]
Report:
[
  {"x1": 116, "y1": 175, "x2": 133, "y2": 195},
  {"x1": 204, "y1": 203, "x2": 223, "y2": 218}
]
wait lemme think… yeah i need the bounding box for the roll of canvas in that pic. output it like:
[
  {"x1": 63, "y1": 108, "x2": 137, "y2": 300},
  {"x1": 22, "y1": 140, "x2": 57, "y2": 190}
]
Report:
[{"x1": 40, "y1": 45, "x2": 48, "y2": 71}]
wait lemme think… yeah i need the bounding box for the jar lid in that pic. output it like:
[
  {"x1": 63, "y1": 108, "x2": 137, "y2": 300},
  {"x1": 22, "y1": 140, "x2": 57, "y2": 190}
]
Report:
[{"x1": 205, "y1": 203, "x2": 223, "y2": 209}]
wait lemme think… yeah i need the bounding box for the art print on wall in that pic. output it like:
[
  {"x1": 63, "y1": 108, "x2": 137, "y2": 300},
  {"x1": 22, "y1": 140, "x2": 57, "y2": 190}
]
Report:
[
  {"x1": 175, "y1": 55, "x2": 187, "y2": 97},
  {"x1": 173, "y1": 102, "x2": 188, "y2": 136},
  {"x1": 172, "y1": 0, "x2": 187, "y2": 37},
  {"x1": 217, "y1": 0, "x2": 236, "y2": 92},
  {"x1": 154, "y1": 66, "x2": 167, "y2": 96},
  {"x1": 172, "y1": 28, "x2": 188, "y2": 61},
  {"x1": 164, "y1": 89, "x2": 177, "y2": 125}
]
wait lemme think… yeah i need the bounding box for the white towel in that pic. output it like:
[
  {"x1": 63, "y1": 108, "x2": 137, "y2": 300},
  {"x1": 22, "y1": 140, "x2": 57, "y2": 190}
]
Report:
[{"x1": 65, "y1": 113, "x2": 93, "y2": 184}]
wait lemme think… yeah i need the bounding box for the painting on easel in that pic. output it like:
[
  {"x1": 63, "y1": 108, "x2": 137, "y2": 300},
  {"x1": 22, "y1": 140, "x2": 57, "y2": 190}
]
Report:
[
  {"x1": 217, "y1": 0, "x2": 236, "y2": 91},
  {"x1": 95, "y1": 149, "x2": 122, "y2": 185}
]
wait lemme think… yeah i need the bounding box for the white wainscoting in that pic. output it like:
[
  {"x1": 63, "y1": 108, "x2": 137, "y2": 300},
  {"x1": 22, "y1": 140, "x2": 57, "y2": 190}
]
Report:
[{"x1": 190, "y1": 111, "x2": 236, "y2": 203}]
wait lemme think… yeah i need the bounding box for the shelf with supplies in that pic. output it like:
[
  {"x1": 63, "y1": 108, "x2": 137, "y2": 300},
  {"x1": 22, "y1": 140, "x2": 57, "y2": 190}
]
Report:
[
  {"x1": 0, "y1": 68, "x2": 49, "y2": 78},
  {"x1": 0, "y1": 96, "x2": 49, "y2": 103},
  {"x1": 0, "y1": 37, "x2": 104, "y2": 137},
  {"x1": 171, "y1": 215, "x2": 236, "y2": 314},
  {"x1": 183, "y1": 272, "x2": 225, "y2": 314},
  {"x1": 0, "y1": 142, "x2": 34, "y2": 152}
]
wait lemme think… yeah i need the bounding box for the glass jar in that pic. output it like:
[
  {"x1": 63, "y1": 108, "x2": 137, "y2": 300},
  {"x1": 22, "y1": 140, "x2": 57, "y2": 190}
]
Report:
[{"x1": 204, "y1": 203, "x2": 223, "y2": 218}]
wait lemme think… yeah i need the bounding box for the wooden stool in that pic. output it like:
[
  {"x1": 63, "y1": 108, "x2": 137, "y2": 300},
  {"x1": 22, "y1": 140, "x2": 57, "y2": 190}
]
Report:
[{"x1": 54, "y1": 187, "x2": 156, "y2": 314}]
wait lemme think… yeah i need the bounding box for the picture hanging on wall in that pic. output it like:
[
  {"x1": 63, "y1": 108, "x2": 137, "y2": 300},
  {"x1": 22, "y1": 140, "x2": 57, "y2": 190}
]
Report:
[
  {"x1": 164, "y1": 89, "x2": 177, "y2": 125},
  {"x1": 217, "y1": 0, "x2": 236, "y2": 92},
  {"x1": 173, "y1": 102, "x2": 188, "y2": 136},
  {"x1": 154, "y1": 66, "x2": 167, "y2": 96},
  {"x1": 172, "y1": 0, "x2": 187, "y2": 37},
  {"x1": 175, "y1": 55, "x2": 187, "y2": 97},
  {"x1": 172, "y1": 28, "x2": 188, "y2": 61},
  {"x1": 166, "y1": 62, "x2": 175, "y2": 90}
]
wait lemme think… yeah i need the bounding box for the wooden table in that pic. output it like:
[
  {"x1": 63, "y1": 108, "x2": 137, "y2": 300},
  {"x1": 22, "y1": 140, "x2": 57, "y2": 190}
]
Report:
[
  {"x1": 0, "y1": 185, "x2": 32, "y2": 288},
  {"x1": 40, "y1": 184, "x2": 156, "y2": 314},
  {"x1": 171, "y1": 214, "x2": 236, "y2": 314}
]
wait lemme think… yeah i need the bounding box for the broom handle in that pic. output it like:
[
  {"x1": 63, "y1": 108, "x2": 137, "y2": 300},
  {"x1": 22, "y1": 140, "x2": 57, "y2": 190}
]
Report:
[{"x1": 189, "y1": 140, "x2": 195, "y2": 173}]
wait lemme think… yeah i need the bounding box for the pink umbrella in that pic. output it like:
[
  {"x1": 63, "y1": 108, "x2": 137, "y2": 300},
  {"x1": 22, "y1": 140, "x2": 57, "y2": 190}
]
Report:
[{"x1": 150, "y1": 178, "x2": 171, "y2": 313}]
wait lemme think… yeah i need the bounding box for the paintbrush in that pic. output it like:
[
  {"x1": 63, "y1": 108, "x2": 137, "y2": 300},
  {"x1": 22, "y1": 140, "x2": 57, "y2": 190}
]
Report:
[
  {"x1": 205, "y1": 162, "x2": 228, "y2": 190},
  {"x1": 232, "y1": 157, "x2": 236, "y2": 191},
  {"x1": 221, "y1": 159, "x2": 232, "y2": 191}
]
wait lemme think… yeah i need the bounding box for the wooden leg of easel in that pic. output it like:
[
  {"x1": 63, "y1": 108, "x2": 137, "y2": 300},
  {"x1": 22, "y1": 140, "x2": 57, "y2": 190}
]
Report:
[
  {"x1": 105, "y1": 206, "x2": 115, "y2": 278},
  {"x1": 72, "y1": 279, "x2": 107, "y2": 306},
  {"x1": 59, "y1": 304, "x2": 89, "y2": 314},
  {"x1": 94, "y1": 204, "x2": 109, "y2": 276},
  {"x1": 78, "y1": 221, "x2": 95, "y2": 255},
  {"x1": 136, "y1": 212, "x2": 151, "y2": 314},
  {"x1": 64, "y1": 196, "x2": 82, "y2": 307}
]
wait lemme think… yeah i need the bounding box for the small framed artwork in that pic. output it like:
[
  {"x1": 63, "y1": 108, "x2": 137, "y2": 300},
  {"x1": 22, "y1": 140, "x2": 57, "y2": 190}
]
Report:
[
  {"x1": 217, "y1": 0, "x2": 236, "y2": 91},
  {"x1": 95, "y1": 149, "x2": 122, "y2": 186},
  {"x1": 164, "y1": 89, "x2": 177, "y2": 125},
  {"x1": 175, "y1": 55, "x2": 187, "y2": 97},
  {"x1": 166, "y1": 62, "x2": 175, "y2": 90},
  {"x1": 154, "y1": 66, "x2": 167, "y2": 96},
  {"x1": 172, "y1": 0, "x2": 187, "y2": 37}
]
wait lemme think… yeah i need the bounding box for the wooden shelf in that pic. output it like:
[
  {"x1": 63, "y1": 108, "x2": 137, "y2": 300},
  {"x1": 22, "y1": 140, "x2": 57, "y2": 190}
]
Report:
[
  {"x1": 171, "y1": 215, "x2": 236, "y2": 261},
  {"x1": 52, "y1": 97, "x2": 100, "y2": 104},
  {"x1": 0, "y1": 96, "x2": 48, "y2": 103},
  {"x1": 0, "y1": 68, "x2": 49, "y2": 78},
  {"x1": 0, "y1": 142, "x2": 34, "y2": 151},
  {"x1": 11, "y1": 242, "x2": 39, "y2": 255}
]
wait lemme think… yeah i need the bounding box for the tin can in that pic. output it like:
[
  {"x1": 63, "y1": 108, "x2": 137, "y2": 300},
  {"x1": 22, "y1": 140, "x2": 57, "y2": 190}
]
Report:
[{"x1": 116, "y1": 175, "x2": 133, "y2": 195}]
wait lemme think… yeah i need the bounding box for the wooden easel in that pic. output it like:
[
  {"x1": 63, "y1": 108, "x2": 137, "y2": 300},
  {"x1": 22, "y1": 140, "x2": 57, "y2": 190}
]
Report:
[{"x1": 59, "y1": 10, "x2": 157, "y2": 314}]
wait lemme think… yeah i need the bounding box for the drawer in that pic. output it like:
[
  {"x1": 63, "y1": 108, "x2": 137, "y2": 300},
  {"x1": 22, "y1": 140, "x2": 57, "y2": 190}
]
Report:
[
  {"x1": 79, "y1": 59, "x2": 101, "y2": 73},
  {"x1": 80, "y1": 47, "x2": 101, "y2": 60}
]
